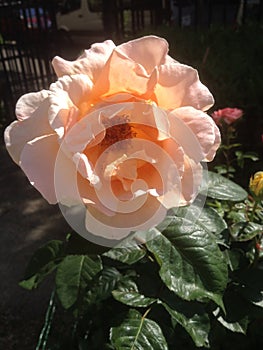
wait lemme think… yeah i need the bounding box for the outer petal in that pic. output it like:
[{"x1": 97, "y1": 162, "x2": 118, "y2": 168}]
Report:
[
  {"x1": 168, "y1": 107, "x2": 220, "y2": 163},
  {"x1": 4, "y1": 98, "x2": 54, "y2": 164},
  {"x1": 15, "y1": 90, "x2": 49, "y2": 120},
  {"x1": 115, "y1": 36, "x2": 168, "y2": 75},
  {"x1": 85, "y1": 195, "x2": 167, "y2": 240},
  {"x1": 54, "y1": 147, "x2": 86, "y2": 206},
  {"x1": 155, "y1": 63, "x2": 214, "y2": 111},
  {"x1": 180, "y1": 157, "x2": 203, "y2": 205},
  {"x1": 20, "y1": 134, "x2": 59, "y2": 204},
  {"x1": 50, "y1": 74, "x2": 93, "y2": 107},
  {"x1": 48, "y1": 74, "x2": 93, "y2": 138},
  {"x1": 205, "y1": 120, "x2": 221, "y2": 161},
  {"x1": 52, "y1": 40, "x2": 116, "y2": 82}
]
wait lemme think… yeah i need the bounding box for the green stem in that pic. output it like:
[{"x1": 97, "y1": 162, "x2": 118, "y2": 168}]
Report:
[
  {"x1": 36, "y1": 289, "x2": 56, "y2": 350},
  {"x1": 224, "y1": 125, "x2": 232, "y2": 178},
  {"x1": 131, "y1": 308, "x2": 152, "y2": 350},
  {"x1": 252, "y1": 240, "x2": 260, "y2": 268}
]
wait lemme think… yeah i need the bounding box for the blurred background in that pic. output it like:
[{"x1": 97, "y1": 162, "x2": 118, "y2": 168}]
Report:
[{"x1": 0, "y1": 1, "x2": 262, "y2": 349}]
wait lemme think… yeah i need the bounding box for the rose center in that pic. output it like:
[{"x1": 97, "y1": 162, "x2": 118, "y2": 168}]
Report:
[{"x1": 101, "y1": 115, "x2": 136, "y2": 148}]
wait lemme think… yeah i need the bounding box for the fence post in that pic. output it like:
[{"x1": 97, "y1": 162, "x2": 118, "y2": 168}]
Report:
[{"x1": 102, "y1": 0, "x2": 118, "y2": 35}]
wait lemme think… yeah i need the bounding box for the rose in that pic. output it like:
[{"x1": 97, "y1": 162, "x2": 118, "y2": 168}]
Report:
[
  {"x1": 4, "y1": 36, "x2": 220, "y2": 243},
  {"x1": 211, "y1": 107, "x2": 243, "y2": 126}
]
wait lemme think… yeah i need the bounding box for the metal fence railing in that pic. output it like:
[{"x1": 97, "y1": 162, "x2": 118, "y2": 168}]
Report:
[
  {"x1": 118, "y1": 0, "x2": 263, "y2": 31},
  {"x1": 0, "y1": 0, "x2": 60, "y2": 120},
  {"x1": 0, "y1": 0, "x2": 262, "y2": 121},
  {"x1": 168, "y1": 0, "x2": 263, "y2": 28}
]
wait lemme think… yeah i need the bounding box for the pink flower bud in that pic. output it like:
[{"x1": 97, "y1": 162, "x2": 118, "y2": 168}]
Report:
[{"x1": 211, "y1": 107, "x2": 243, "y2": 126}]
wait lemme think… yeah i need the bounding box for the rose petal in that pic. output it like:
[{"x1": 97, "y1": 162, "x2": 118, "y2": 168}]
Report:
[
  {"x1": 50, "y1": 74, "x2": 93, "y2": 107},
  {"x1": 116, "y1": 36, "x2": 169, "y2": 75},
  {"x1": 168, "y1": 107, "x2": 220, "y2": 162},
  {"x1": 205, "y1": 120, "x2": 221, "y2": 161},
  {"x1": 20, "y1": 134, "x2": 59, "y2": 204},
  {"x1": 155, "y1": 63, "x2": 214, "y2": 111},
  {"x1": 49, "y1": 74, "x2": 93, "y2": 137},
  {"x1": 73, "y1": 152, "x2": 100, "y2": 185},
  {"x1": 180, "y1": 157, "x2": 203, "y2": 205},
  {"x1": 52, "y1": 40, "x2": 116, "y2": 81},
  {"x1": 85, "y1": 195, "x2": 167, "y2": 240},
  {"x1": 5, "y1": 98, "x2": 54, "y2": 164},
  {"x1": 15, "y1": 90, "x2": 49, "y2": 120},
  {"x1": 91, "y1": 52, "x2": 158, "y2": 101},
  {"x1": 93, "y1": 36, "x2": 164, "y2": 100}
]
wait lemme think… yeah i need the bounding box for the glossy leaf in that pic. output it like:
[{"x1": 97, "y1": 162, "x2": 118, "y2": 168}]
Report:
[
  {"x1": 110, "y1": 309, "x2": 168, "y2": 350},
  {"x1": 56, "y1": 255, "x2": 102, "y2": 309},
  {"x1": 175, "y1": 201, "x2": 227, "y2": 245},
  {"x1": 112, "y1": 291, "x2": 156, "y2": 308},
  {"x1": 162, "y1": 301, "x2": 210, "y2": 347},
  {"x1": 146, "y1": 220, "x2": 228, "y2": 307},
  {"x1": 213, "y1": 308, "x2": 248, "y2": 334},
  {"x1": 216, "y1": 315, "x2": 248, "y2": 334},
  {"x1": 231, "y1": 221, "x2": 263, "y2": 241},
  {"x1": 200, "y1": 171, "x2": 247, "y2": 201},
  {"x1": 103, "y1": 243, "x2": 146, "y2": 265},
  {"x1": 115, "y1": 276, "x2": 139, "y2": 293},
  {"x1": 19, "y1": 240, "x2": 64, "y2": 290},
  {"x1": 225, "y1": 249, "x2": 250, "y2": 272},
  {"x1": 84, "y1": 266, "x2": 122, "y2": 307},
  {"x1": 214, "y1": 289, "x2": 250, "y2": 335}
]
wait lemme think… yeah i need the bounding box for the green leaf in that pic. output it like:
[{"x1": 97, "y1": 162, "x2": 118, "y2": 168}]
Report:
[
  {"x1": 224, "y1": 249, "x2": 249, "y2": 272},
  {"x1": 103, "y1": 243, "x2": 146, "y2": 265},
  {"x1": 112, "y1": 291, "x2": 156, "y2": 308},
  {"x1": 161, "y1": 299, "x2": 210, "y2": 348},
  {"x1": 213, "y1": 289, "x2": 250, "y2": 335},
  {"x1": 175, "y1": 201, "x2": 228, "y2": 245},
  {"x1": 221, "y1": 143, "x2": 241, "y2": 151},
  {"x1": 116, "y1": 276, "x2": 139, "y2": 293},
  {"x1": 84, "y1": 267, "x2": 122, "y2": 308},
  {"x1": 56, "y1": 255, "x2": 102, "y2": 309},
  {"x1": 227, "y1": 203, "x2": 247, "y2": 223},
  {"x1": 19, "y1": 240, "x2": 64, "y2": 290},
  {"x1": 235, "y1": 151, "x2": 259, "y2": 168},
  {"x1": 146, "y1": 220, "x2": 228, "y2": 307},
  {"x1": 110, "y1": 309, "x2": 168, "y2": 350},
  {"x1": 215, "y1": 314, "x2": 248, "y2": 334},
  {"x1": 213, "y1": 307, "x2": 248, "y2": 334},
  {"x1": 231, "y1": 221, "x2": 263, "y2": 241},
  {"x1": 200, "y1": 171, "x2": 248, "y2": 201}
]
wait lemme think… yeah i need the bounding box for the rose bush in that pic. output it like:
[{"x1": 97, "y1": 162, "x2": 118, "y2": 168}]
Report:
[{"x1": 4, "y1": 36, "x2": 220, "y2": 241}]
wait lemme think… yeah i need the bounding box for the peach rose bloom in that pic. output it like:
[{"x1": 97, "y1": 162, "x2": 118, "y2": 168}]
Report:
[
  {"x1": 211, "y1": 107, "x2": 243, "y2": 125},
  {"x1": 4, "y1": 36, "x2": 220, "y2": 240}
]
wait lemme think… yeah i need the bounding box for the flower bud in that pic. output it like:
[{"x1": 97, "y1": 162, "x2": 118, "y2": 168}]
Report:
[
  {"x1": 211, "y1": 107, "x2": 243, "y2": 126},
  {"x1": 249, "y1": 171, "x2": 263, "y2": 199}
]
